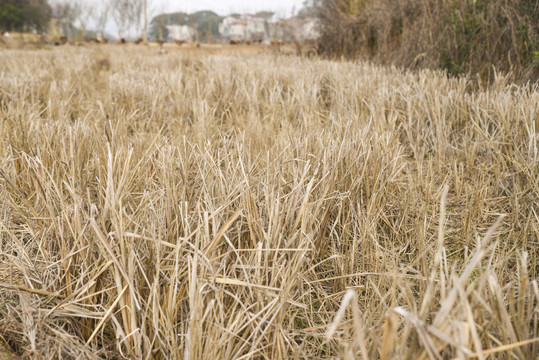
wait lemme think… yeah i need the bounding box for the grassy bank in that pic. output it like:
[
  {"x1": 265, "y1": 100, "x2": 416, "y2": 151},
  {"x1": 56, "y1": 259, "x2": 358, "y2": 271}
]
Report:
[{"x1": 0, "y1": 46, "x2": 538, "y2": 359}]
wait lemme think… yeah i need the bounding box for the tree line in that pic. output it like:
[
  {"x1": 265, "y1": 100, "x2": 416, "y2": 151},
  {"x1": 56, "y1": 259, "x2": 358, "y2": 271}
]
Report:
[{"x1": 0, "y1": 0, "x2": 51, "y2": 33}]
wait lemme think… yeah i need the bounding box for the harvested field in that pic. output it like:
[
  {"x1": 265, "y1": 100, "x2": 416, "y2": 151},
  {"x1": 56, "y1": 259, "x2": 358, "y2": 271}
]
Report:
[{"x1": 0, "y1": 46, "x2": 538, "y2": 359}]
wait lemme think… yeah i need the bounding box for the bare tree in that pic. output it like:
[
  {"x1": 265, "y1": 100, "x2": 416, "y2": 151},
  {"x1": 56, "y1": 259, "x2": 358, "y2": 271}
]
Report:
[
  {"x1": 51, "y1": 0, "x2": 81, "y2": 41},
  {"x1": 111, "y1": 0, "x2": 150, "y2": 41},
  {"x1": 143, "y1": 0, "x2": 149, "y2": 41},
  {"x1": 94, "y1": 0, "x2": 111, "y2": 38},
  {"x1": 76, "y1": 1, "x2": 95, "y2": 38},
  {"x1": 150, "y1": 2, "x2": 168, "y2": 42},
  {"x1": 111, "y1": 0, "x2": 131, "y2": 40},
  {"x1": 132, "y1": 0, "x2": 144, "y2": 39}
]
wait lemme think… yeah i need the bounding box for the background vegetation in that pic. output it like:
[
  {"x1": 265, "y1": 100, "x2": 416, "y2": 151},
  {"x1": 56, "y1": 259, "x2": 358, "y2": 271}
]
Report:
[
  {"x1": 0, "y1": 46, "x2": 537, "y2": 359},
  {"x1": 149, "y1": 11, "x2": 223, "y2": 42},
  {"x1": 0, "y1": 0, "x2": 50, "y2": 33},
  {"x1": 316, "y1": 0, "x2": 539, "y2": 83}
]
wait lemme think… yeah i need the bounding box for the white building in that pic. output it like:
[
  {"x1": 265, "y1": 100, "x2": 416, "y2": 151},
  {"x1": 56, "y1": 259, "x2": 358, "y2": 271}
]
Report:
[
  {"x1": 166, "y1": 25, "x2": 195, "y2": 43},
  {"x1": 219, "y1": 15, "x2": 266, "y2": 42},
  {"x1": 302, "y1": 18, "x2": 320, "y2": 41}
]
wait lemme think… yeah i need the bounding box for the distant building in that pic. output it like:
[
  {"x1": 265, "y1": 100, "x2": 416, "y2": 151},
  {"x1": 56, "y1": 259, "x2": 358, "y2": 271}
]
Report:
[
  {"x1": 218, "y1": 14, "x2": 320, "y2": 44},
  {"x1": 166, "y1": 25, "x2": 195, "y2": 43},
  {"x1": 219, "y1": 15, "x2": 266, "y2": 42},
  {"x1": 302, "y1": 18, "x2": 320, "y2": 41}
]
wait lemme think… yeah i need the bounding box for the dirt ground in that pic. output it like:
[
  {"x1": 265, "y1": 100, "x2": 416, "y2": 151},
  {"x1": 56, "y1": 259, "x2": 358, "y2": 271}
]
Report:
[{"x1": 0, "y1": 33, "x2": 310, "y2": 57}]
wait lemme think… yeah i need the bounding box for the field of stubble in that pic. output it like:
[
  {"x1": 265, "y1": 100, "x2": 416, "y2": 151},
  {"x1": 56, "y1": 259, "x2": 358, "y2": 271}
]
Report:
[{"x1": 0, "y1": 45, "x2": 538, "y2": 359}]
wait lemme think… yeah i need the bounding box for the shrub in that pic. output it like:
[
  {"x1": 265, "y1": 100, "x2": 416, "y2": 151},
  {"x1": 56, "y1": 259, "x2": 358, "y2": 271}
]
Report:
[{"x1": 317, "y1": 0, "x2": 539, "y2": 83}]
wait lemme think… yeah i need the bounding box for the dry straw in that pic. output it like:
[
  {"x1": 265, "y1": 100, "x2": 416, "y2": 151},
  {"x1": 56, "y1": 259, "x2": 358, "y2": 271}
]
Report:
[{"x1": 0, "y1": 45, "x2": 537, "y2": 359}]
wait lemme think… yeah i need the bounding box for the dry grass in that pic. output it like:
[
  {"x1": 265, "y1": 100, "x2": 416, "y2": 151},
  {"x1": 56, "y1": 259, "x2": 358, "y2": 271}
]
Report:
[{"x1": 0, "y1": 45, "x2": 538, "y2": 359}]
